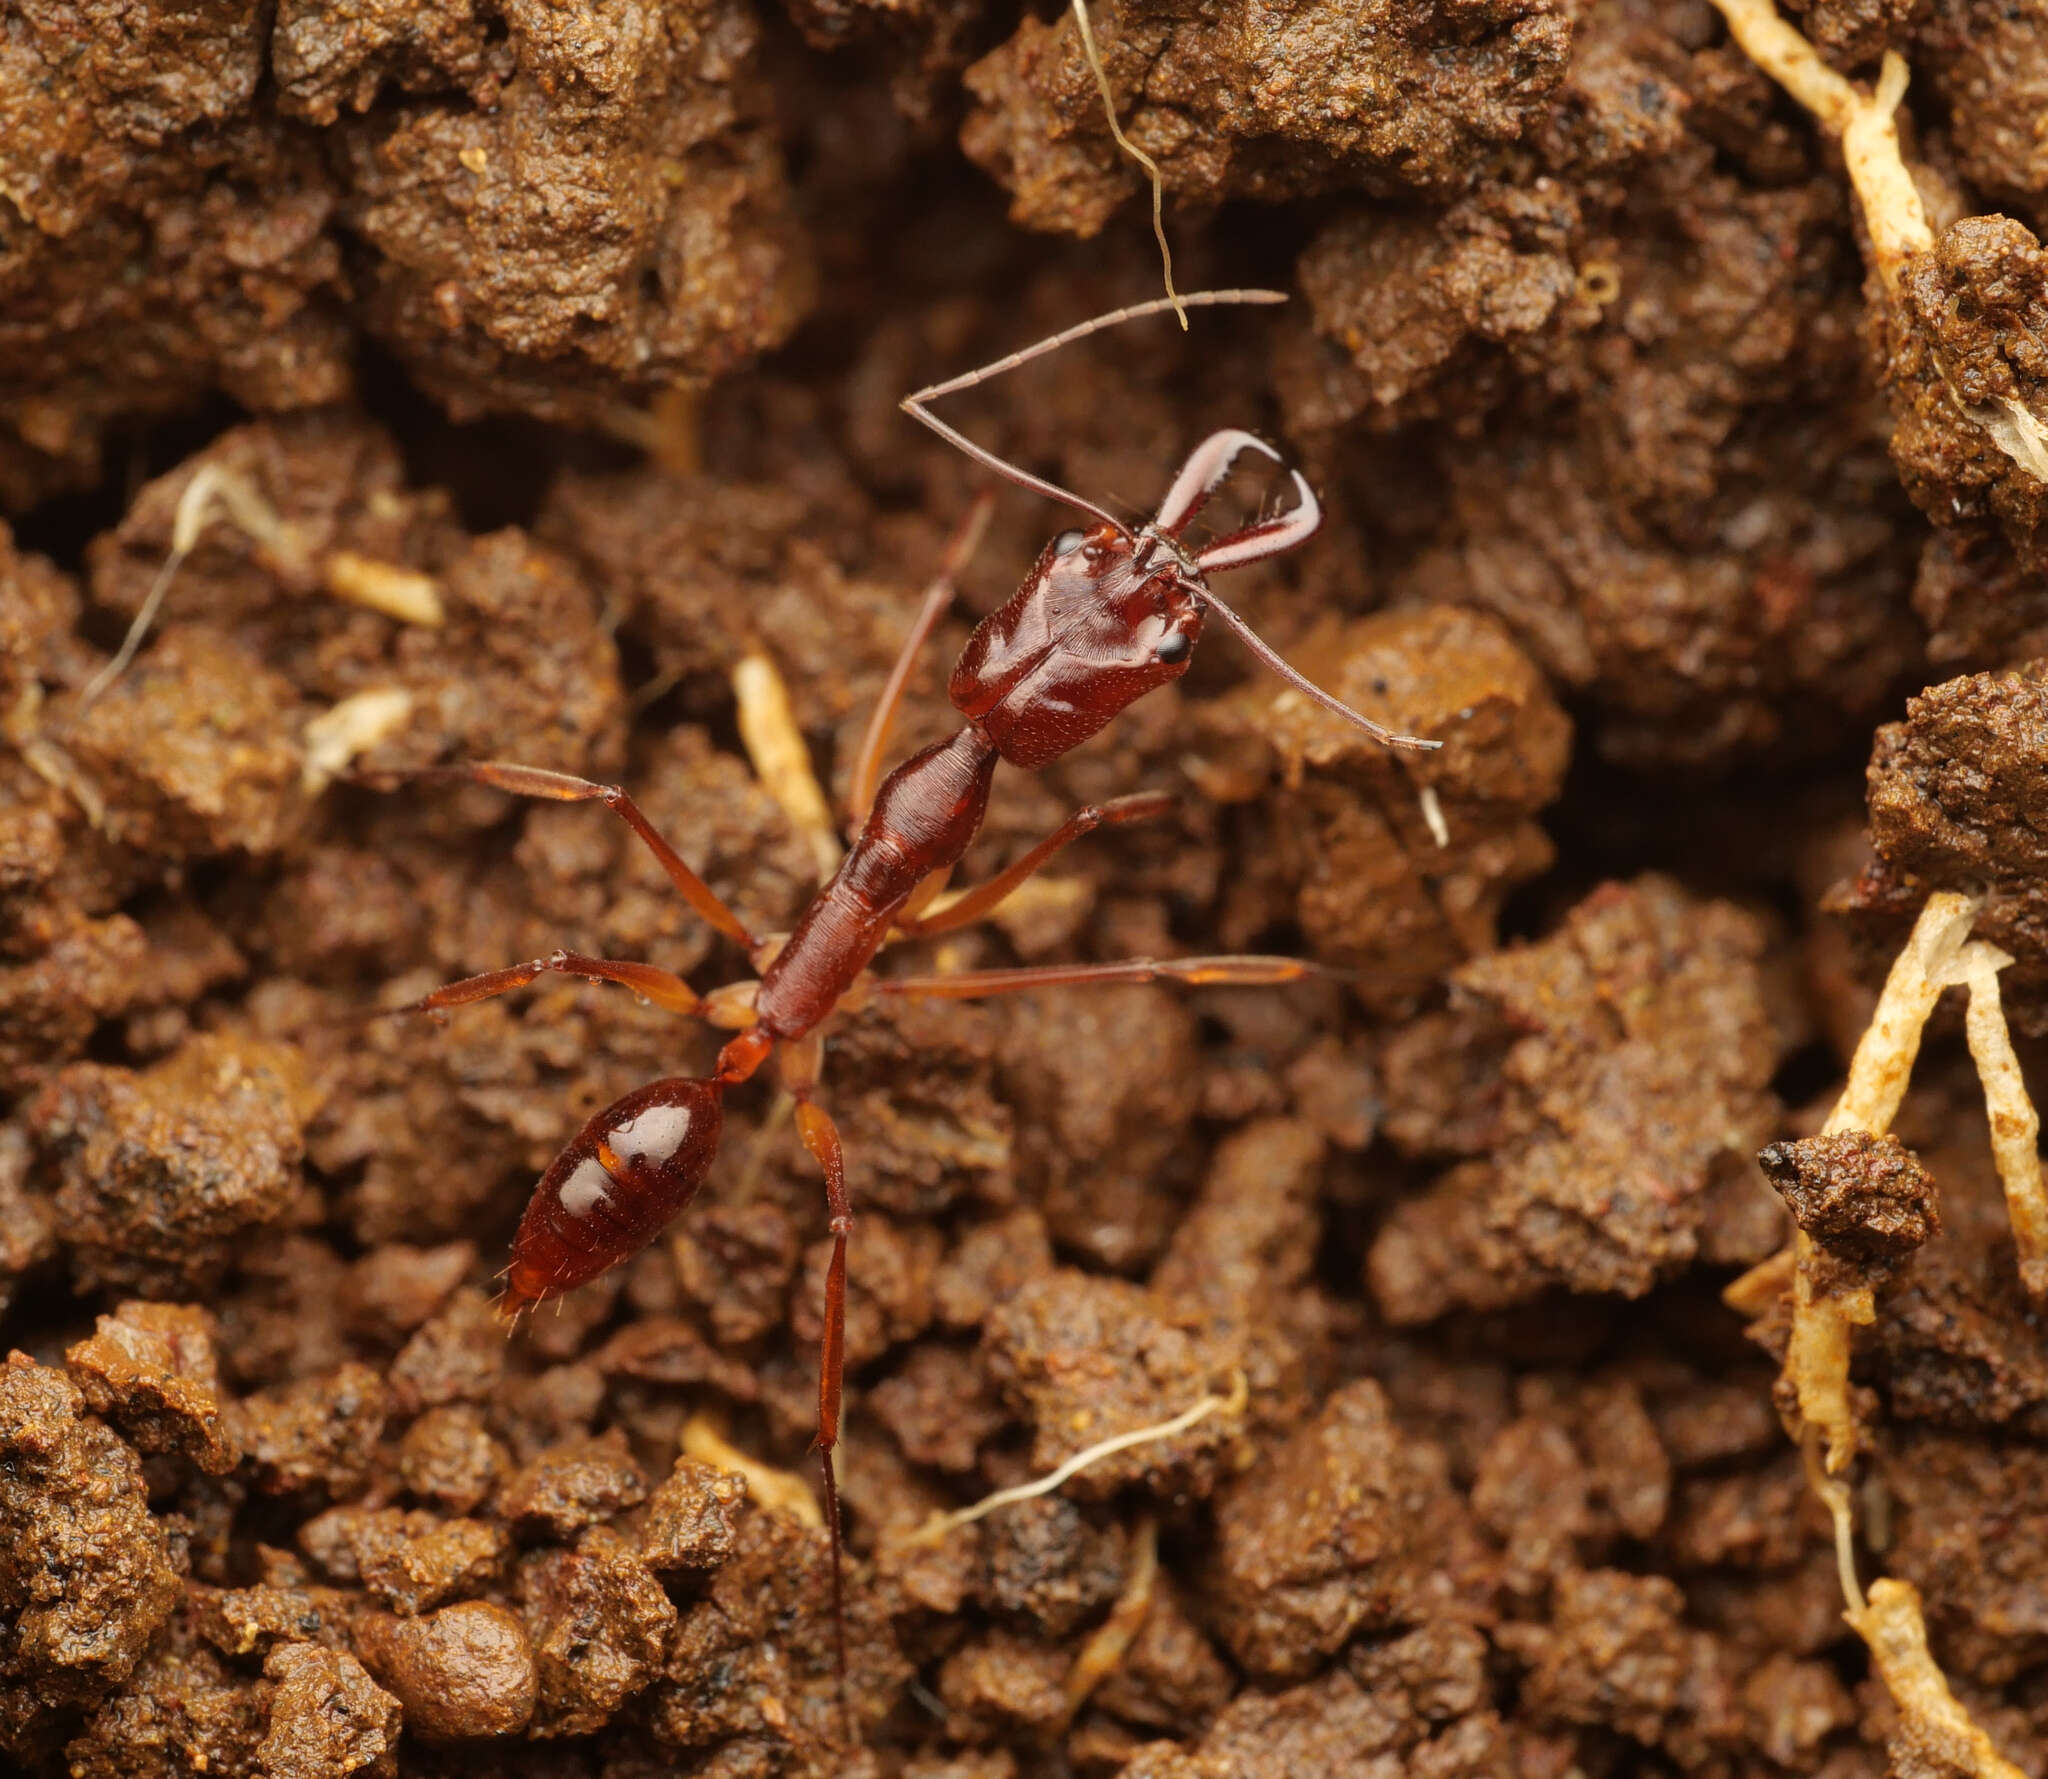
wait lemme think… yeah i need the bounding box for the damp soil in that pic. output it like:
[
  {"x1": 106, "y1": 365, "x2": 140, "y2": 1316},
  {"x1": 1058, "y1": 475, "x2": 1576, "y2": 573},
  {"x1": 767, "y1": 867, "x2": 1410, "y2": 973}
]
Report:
[{"x1": 4, "y1": 0, "x2": 2048, "y2": 1774}]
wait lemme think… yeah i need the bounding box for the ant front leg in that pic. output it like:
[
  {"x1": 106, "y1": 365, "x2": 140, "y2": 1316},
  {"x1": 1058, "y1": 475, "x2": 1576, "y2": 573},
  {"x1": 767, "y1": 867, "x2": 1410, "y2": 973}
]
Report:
[
  {"x1": 846, "y1": 492, "x2": 996, "y2": 827},
  {"x1": 892, "y1": 790, "x2": 1175, "y2": 939}
]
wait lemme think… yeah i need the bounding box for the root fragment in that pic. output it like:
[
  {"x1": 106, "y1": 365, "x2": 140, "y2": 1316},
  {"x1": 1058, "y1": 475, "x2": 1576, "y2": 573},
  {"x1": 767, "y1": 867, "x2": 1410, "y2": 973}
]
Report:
[
  {"x1": 1070, "y1": 0, "x2": 1184, "y2": 328},
  {"x1": 1709, "y1": 0, "x2": 2048, "y2": 483},
  {"x1": 1847, "y1": 1580, "x2": 2029, "y2": 1779},
  {"x1": 1942, "y1": 942, "x2": 2048, "y2": 1298},
  {"x1": 81, "y1": 464, "x2": 443, "y2": 711},
  {"x1": 889, "y1": 1371, "x2": 1247, "y2": 1550},
  {"x1": 1726, "y1": 888, "x2": 2035, "y2": 1773},
  {"x1": 1061, "y1": 1514, "x2": 1157, "y2": 1722}
]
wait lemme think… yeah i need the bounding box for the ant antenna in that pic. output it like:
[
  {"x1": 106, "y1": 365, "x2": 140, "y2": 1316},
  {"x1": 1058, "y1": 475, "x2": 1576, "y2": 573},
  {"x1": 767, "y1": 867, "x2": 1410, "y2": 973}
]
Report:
[
  {"x1": 1200, "y1": 590, "x2": 1442, "y2": 752},
  {"x1": 900, "y1": 290, "x2": 1290, "y2": 533}
]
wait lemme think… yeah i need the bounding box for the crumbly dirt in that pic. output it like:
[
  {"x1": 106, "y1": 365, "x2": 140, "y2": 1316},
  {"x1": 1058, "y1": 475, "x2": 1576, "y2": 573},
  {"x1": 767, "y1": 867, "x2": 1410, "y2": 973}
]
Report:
[{"x1": 5, "y1": 1, "x2": 2048, "y2": 1774}]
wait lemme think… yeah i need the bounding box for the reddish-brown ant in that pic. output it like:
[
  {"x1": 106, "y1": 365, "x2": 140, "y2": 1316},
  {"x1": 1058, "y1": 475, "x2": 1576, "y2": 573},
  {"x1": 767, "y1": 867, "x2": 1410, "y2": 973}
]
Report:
[{"x1": 377, "y1": 288, "x2": 1436, "y2": 1691}]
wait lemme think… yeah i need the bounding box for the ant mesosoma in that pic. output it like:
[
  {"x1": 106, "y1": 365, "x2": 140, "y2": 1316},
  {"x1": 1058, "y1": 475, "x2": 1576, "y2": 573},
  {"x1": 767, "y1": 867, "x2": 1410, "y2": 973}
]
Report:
[{"x1": 377, "y1": 288, "x2": 1436, "y2": 1692}]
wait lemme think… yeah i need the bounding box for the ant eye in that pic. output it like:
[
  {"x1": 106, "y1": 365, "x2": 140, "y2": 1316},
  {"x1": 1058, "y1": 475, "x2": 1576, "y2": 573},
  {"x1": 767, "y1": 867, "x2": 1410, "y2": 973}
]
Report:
[
  {"x1": 1155, "y1": 630, "x2": 1191, "y2": 665},
  {"x1": 1051, "y1": 529, "x2": 1085, "y2": 557}
]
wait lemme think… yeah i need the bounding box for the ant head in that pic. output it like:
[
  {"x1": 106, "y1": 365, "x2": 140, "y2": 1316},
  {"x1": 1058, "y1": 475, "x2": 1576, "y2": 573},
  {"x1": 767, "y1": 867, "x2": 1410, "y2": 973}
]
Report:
[{"x1": 950, "y1": 431, "x2": 1435, "y2": 766}]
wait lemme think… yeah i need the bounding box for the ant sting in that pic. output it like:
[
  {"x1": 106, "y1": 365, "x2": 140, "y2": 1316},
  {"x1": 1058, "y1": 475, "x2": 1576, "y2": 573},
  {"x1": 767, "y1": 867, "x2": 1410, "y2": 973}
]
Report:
[{"x1": 374, "y1": 288, "x2": 1439, "y2": 1712}]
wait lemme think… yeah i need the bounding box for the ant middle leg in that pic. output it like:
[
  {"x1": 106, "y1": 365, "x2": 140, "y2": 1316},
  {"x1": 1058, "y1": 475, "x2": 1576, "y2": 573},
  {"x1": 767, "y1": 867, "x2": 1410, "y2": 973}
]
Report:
[
  {"x1": 382, "y1": 950, "x2": 702, "y2": 1020},
  {"x1": 891, "y1": 789, "x2": 1175, "y2": 939},
  {"x1": 399, "y1": 761, "x2": 758, "y2": 953}
]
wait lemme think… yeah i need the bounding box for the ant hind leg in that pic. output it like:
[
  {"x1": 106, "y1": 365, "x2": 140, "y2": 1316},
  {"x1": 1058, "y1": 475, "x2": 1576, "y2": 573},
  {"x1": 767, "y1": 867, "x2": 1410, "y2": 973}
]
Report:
[{"x1": 874, "y1": 953, "x2": 1321, "y2": 1000}]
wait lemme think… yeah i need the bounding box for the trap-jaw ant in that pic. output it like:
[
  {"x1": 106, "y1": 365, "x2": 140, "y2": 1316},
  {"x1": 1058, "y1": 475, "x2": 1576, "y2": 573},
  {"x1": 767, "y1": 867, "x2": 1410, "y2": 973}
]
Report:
[{"x1": 378, "y1": 288, "x2": 1437, "y2": 1688}]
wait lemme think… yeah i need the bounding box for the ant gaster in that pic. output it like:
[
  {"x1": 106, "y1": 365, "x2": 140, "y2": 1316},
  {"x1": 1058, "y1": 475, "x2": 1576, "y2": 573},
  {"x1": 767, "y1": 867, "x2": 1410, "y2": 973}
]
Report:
[{"x1": 379, "y1": 289, "x2": 1437, "y2": 1696}]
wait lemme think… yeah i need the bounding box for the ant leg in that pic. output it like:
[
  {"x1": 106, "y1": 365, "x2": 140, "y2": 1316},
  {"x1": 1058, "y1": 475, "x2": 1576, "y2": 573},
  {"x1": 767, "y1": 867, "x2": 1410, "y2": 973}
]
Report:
[
  {"x1": 874, "y1": 953, "x2": 1321, "y2": 1000},
  {"x1": 893, "y1": 791, "x2": 1174, "y2": 939},
  {"x1": 406, "y1": 762, "x2": 758, "y2": 952},
  {"x1": 847, "y1": 492, "x2": 995, "y2": 827},
  {"x1": 383, "y1": 950, "x2": 702, "y2": 1019},
  {"x1": 780, "y1": 1037, "x2": 852, "y2": 1703}
]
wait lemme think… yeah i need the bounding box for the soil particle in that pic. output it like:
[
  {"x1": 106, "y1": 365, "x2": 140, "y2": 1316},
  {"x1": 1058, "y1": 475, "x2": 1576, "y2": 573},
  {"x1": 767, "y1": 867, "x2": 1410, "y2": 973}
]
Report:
[
  {"x1": 333, "y1": 0, "x2": 814, "y2": 426},
  {"x1": 1207, "y1": 605, "x2": 1571, "y2": 1011},
  {"x1": 1368, "y1": 876, "x2": 1781, "y2": 1321},
  {"x1": 1760, "y1": 1130, "x2": 1940, "y2": 1263},
  {"x1": 1090, "y1": 1573, "x2": 1235, "y2": 1734},
  {"x1": 1852, "y1": 663, "x2": 2048, "y2": 1030},
  {"x1": 1150, "y1": 1117, "x2": 1330, "y2": 1429},
  {"x1": 498, "y1": 1429, "x2": 648, "y2": 1542},
  {"x1": 1880, "y1": 1430, "x2": 2048, "y2": 1684},
  {"x1": 342, "y1": 1241, "x2": 478, "y2": 1347},
  {"x1": 669, "y1": 1199, "x2": 803, "y2": 1347},
  {"x1": 1120, "y1": 1650, "x2": 1507, "y2": 1779},
  {"x1": 193, "y1": 1582, "x2": 354, "y2": 1660},
  {"x1": 256, "y1": 1641, "x2": 402, "y2": 1779},
  {"x1": 30, "y1": 1033, "x2": 318, "y2": 1298},
  {"x1": 298, "y1": 1505, "x2": 509, "y2": 1615},
  {"x1": 649, "y1": 1500, "x2": 910, "y2": 1754},
  {"x1": 355, "y1": 1598, "x2": 538, "y2": 1742},
  {"x1": 982, "y1": 1270, "x2": 1247, "y2": 1500},
  {"x1": 396, "y1": 1405, "x2": 510, "y2": 1515},
  {"x1": 638, "y1": 1457, "x2": 746, "y2": 1573},
  {"x1": 64, "y1": 1300, "x2": 242, "y2": 1475},
  {"x1": 1875, "y1": 1139, "x2": 2048, "y2": 1435},
  {"x1": 518, "y1": 1523, "x2": 677, "y2": 1737},
  {"x1": 977, "y1": 1495, "x2": 1126, "y2": 1639},
  {"x1": 1921, "y1": 0, "x2": 2048, "y2": 217},
  {"x1": 62, "y1": 1639, "x2": 271, "y2": 1779},
  {"x1": 1368, "y1": 876, "x2": 1785, "y2": 1318},
  {"x1": 933, "y1": 1209, "x2": 1056, "y2": 1331},
  {"x1": 961, "y1": 0, "x2": 1573, "y2": 235},
  {"x1": 997, "y1": 988, "x2": 1199, "y2": 1272},
  {"x1": 1888, "y1": 217, "x2": 2048, "y2": 577},
  {"x1": 0, "y1": 1353, "x2": 181, "y2": 1760},
  {"x1": 1204, "y1": 1378, "x2": 1482, "y2": 1682},
  {"x1": 937, "y1": 1628, "x2": 1070, "y2": 1740},
  {"x1": 388, "y1": 1287, "x2": 507, "y2": 1413},
  {"x1": 238, "y1": 1362, "x2": 390, "y2": 1498},
  {"x1": 60, "y1": 630, "x2": 306, "y2": 859},
  {"x1": 1498, "y1": 1567, "x2": 1742, "y2": 1766},
  {"x1": 871, "y1": 1341, "x2": 1008, "y2": 1474}
]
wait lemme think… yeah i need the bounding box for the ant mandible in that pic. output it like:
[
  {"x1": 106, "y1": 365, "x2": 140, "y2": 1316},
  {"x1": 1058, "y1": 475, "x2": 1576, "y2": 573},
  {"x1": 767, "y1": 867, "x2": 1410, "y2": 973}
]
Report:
[{"x1": 378, "y1": 288, "x2": 1437, "y2": 1671}]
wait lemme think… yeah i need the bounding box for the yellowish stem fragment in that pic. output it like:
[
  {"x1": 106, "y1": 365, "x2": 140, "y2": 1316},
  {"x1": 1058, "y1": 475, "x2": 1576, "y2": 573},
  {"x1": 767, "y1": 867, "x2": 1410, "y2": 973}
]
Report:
[
  {"x1": 1070, "y1": 0, "x2": 1185, "y2": 329},
  {"x1": 681, "y1": 1414, "x2": 823, "y2": 1529},
  {"x1": 324, "y1": 552, "x2": 445, "y2": 628},
  {"x1": 1943, "y1": 942, "x2": 2048, "y2": 1299},
  {"x1": 889, "y1": 1371, "x2": 1248, "y2": 1550},
  {"x1": 1847, "y1": 1580, "x2": 2030, "y2": 1779},
  {"x1": 1062, "y1": 1514, "x2": 1159, "y2": 1721},
  {"x1": 300, "y1": 688, "x2": 416, "y2": 796},
  {"x1": 732, "y1": 651, "x2": 844, "y2": 881},
  {"x1": 1821, "y1": 890, "x2": 1980, "y2": 1139},
  {"x1": 1710, "y1": 0, "x2": 2048, "y2": 484}
]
